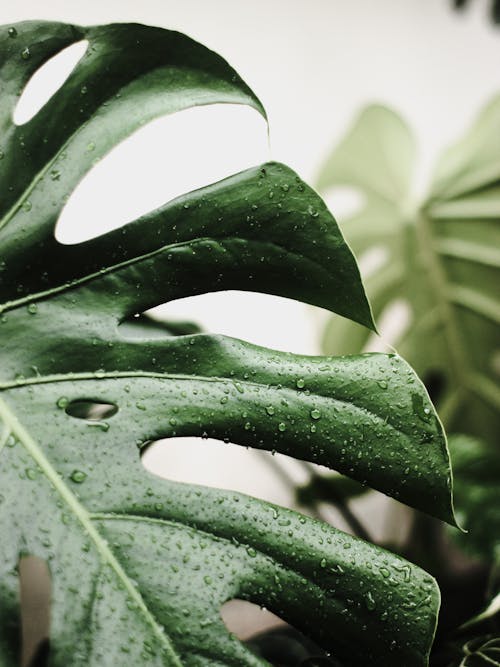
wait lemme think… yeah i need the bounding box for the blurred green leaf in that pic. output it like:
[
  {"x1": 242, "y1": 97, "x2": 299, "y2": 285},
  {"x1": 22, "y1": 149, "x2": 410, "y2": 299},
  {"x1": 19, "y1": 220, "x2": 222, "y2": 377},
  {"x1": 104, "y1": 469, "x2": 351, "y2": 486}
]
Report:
[
  {"x1": 318, "y1": 101, "x2": 500, "y2": 447},
  {"x1": 449, "y1": 434, "x2": 500, "y2": 564}
]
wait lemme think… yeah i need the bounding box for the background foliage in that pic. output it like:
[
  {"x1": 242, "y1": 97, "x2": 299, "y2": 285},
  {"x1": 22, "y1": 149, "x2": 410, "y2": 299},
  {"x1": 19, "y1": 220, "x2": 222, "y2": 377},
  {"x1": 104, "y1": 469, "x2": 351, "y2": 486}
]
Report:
[{"x1": 317, "y1": 98, "x2": 500, "y2": 664}]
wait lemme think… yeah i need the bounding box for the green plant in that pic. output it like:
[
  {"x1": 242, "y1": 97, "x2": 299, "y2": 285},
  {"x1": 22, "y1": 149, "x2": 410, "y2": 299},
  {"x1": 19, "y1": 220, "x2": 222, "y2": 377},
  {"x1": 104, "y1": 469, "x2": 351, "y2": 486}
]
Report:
[
  {"x1": 0, "y1": 21, "x2": 456, "y2": 666},
  {"x1": 317, "y1": 101, "x2": 500, "y2": 663}
]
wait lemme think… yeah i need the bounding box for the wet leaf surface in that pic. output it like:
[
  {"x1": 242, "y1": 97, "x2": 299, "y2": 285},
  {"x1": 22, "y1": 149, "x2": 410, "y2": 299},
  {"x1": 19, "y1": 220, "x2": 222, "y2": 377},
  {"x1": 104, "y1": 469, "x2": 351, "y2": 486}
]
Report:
[{"x1": 0, "y1": 21, "x2": 454, "y2": 666}]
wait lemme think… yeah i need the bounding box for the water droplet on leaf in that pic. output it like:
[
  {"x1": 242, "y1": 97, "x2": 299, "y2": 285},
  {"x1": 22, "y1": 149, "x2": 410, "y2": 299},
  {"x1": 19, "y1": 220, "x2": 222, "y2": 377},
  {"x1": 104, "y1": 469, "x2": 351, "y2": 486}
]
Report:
[{"x1": 70, "y1": 470, "x2": 87, "y2": 484}]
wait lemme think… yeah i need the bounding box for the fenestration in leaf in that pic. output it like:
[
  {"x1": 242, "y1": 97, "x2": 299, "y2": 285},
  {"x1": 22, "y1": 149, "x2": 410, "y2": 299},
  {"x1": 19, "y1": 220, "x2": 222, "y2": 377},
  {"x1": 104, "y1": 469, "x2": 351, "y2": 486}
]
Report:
[
  {"x1": 1, "y1": 398, "x2": 441, "y2": 667},
  {"x1": 0, "y1": 20, "x2": 453, "y2": 666}
]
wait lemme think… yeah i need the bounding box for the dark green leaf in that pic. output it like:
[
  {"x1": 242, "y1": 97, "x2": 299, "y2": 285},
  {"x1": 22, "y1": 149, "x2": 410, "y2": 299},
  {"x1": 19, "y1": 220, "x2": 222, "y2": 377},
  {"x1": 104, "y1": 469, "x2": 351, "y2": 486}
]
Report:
[{"x1": 0, "y1": 21, "x2": 453, "y2": 666}]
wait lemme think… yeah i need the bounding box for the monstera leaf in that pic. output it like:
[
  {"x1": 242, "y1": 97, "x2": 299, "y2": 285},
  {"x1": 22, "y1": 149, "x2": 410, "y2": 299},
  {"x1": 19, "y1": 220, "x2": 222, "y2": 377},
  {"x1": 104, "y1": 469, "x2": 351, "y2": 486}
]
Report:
[
  {"x1": 1, "y1": 21, "x2": 455, "y2": 666},
  {"x1": 318, "y1": 102, "x2": 500, "y2": 447}
]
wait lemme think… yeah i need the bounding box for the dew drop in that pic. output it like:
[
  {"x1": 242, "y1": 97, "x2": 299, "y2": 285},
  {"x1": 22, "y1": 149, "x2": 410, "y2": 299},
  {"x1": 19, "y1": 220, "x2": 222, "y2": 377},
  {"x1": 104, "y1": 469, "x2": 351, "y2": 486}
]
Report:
[
  {"x1": 70, "y1": 470, "x2": 87, "y2": 484},
  {"x1": 310, "y1": 408, "x2": 321, "y2": 420},
  {"x1": 365, "y1": 591, "x2": 376, "y2": 611}
]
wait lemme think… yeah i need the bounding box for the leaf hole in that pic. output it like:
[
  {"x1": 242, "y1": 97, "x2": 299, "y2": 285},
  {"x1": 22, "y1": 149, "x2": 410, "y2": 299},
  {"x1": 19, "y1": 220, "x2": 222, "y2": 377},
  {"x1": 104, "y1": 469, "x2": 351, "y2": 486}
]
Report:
[
  {"x1": 221, "y1": 599, "x2": 285, "y2": 640},
  {"x1": 322, "y1": 185, "x2": 366, "y2": 221},
  {"x1": 13, "y1": 40, "x2": 88, "y2": 126},
  {"x1": 18, "y1": 556, "x2": 51, "y2": 667},
  {"x1": 65, "y1": 400, "x2": 118, "y2": 421},
  {"x1": 222, "y1": 600, "x2": 335, "y2": 664},
  {"x1": 55, "y1": 104, "x2": 268, "y2": 244},
  {"x1": 141, "y1": 437, "x2": 302, "y2": 506},
  {"x1": 147, "y1": 291, "x2": 320, "y2": 354}
]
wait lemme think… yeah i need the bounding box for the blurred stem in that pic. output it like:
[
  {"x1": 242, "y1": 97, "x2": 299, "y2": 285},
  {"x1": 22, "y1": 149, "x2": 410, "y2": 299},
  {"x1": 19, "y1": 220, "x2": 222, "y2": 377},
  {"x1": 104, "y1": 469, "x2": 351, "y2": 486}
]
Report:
[
  {"x1": 257, "y1": 453, "x2": 373, "y2": 541},
  {"x1": 298, "y1": 462, "x2": 373, "y2": 542},
  {"x1": 329, "y1": 492, "x2": 373, "y2": 542}
]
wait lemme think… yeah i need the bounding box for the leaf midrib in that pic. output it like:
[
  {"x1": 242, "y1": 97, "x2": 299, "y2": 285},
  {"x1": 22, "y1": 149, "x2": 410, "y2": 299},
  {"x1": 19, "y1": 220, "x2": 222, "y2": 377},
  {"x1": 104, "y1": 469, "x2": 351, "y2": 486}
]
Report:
[
  {"x1": 0, "y1": 236, "x2": 214, "y2": 314},
  {"x1": 0, "y1": 235, "x2": 335, "y2": 316},
  {"x1": 0, "y1": 395, "x2": 183, "y2": 667}
]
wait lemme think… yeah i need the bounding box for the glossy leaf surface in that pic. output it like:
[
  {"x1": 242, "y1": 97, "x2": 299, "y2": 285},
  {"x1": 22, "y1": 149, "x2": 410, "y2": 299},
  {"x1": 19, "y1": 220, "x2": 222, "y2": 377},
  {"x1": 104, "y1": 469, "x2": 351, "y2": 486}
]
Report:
[{"x1": 0, "y1": 21, "x2": 454, "y2": 666}]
